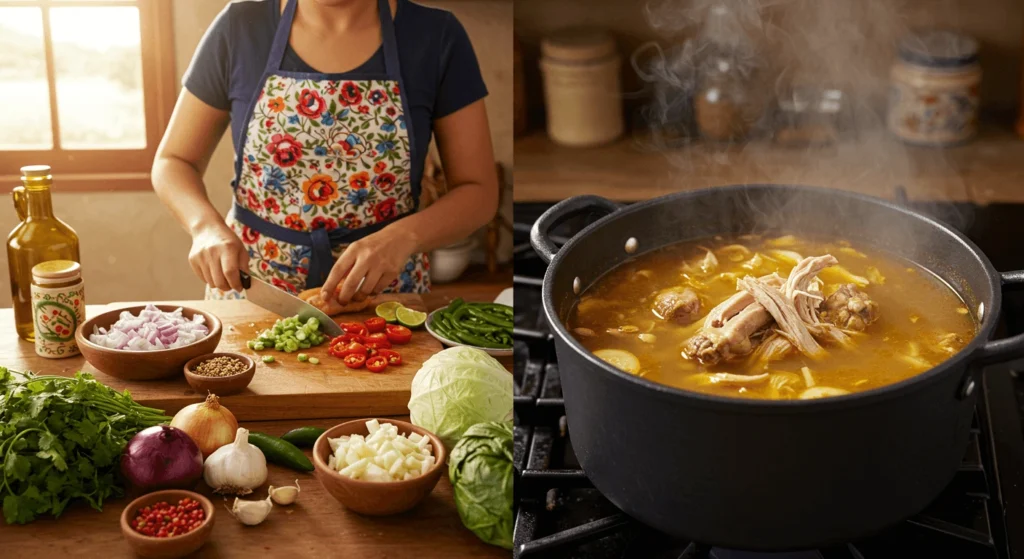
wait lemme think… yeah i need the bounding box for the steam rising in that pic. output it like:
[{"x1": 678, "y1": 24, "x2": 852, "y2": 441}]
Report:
[{"x1": 632, "y1": 0, "x2": 972, "y2": 231}]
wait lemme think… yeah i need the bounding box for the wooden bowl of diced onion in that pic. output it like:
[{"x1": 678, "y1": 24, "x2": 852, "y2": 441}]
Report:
[{"x1": 312, "y1": 418, "x2": 447, "y2": 516}]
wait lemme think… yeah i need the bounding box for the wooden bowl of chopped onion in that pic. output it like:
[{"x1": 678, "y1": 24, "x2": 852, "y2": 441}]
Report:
[
  {"x1": 76, "y1": 304, "x2": 223, "y2": 381},
  {"x1": 312, "y1": 418, "x2": 447, "y2": 516}
]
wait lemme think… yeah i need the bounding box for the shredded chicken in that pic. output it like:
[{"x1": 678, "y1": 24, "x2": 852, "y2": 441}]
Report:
[
  {"x1": 750, "y1": 332, "x2": 794, "y2": 363},
  {"x1": 819, "y1": 284, "x2": 879, "y2": 332},
  {"x1": 703, "y1": 274, "x2": 783, "y2": 328},
  {"x1": 737, "y1": 275, "x2": 826, "y2": 359},
  {"x1": 701, "y1": 250, "x2": 719, "y2": 274},
  {"x1": 651, "y1": 287, "x2": 702, "y2": 325},
  {"x1": 693, "y1": 372, "x2": 770, "y2": 386}
]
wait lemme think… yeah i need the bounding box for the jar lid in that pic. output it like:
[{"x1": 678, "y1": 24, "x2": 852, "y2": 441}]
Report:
[
  {"x1": 541, "y1": 27, "x2": 616, "y2": 63},
  {"x1": 898, "y1": 30, "x2": 978, "y2": 68},
  {"x1": 32, "y1": 260, "x2": 81, "y2": 282},
  {"x1": 21, "y1": 165, "x2": 51, "y2": 179}
]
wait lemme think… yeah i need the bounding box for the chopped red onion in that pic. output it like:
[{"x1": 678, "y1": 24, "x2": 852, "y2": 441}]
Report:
[{"x1": 88, "y1": 304, "x2": 210, "y2": 351}]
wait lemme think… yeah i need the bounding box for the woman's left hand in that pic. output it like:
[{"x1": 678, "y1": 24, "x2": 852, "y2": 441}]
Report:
[{"x1": 321, "y1": 226, "x2": 420, "y2": 304}]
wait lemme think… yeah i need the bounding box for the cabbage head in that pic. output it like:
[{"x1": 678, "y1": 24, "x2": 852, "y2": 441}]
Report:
[
  {"x1": 408, "y1": 346, "x2": 512, "y2": 449},
  {"x1": 449, "y1": 421, "x2": 513, "y2": 549}
]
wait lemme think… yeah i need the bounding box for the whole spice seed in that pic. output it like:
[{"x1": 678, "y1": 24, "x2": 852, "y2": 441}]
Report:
[
  {"x1": 131, "y1": 497, "x2": 206, "y2": 538},
  {"x1": 193, "y1": 356, "x2": 248, "y2": 377}
]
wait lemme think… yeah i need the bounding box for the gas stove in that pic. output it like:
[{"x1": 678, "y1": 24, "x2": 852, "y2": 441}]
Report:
[{"x1": 512, "y1": 195, "x2": 1024, "y2": 559}]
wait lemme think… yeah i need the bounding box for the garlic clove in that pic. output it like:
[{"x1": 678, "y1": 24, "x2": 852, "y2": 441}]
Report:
[
  {"x1": 268, "y1": 479, "x2": 301, "y2": 506},
  {"x1": 227, "y1": 494, "x2": 273, "y2": 526}
]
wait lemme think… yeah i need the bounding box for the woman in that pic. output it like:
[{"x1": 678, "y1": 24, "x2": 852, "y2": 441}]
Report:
[{"x1": 152, "y1": 0, "x2": 498, "y2": 306}]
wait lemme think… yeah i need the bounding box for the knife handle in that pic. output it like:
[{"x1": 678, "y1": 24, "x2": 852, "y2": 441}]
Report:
[{"x1": 240, "y1": 271, "x2": 252, "y2": 290}]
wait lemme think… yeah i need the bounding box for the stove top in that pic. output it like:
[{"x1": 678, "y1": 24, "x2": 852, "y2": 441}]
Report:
[{"x1": 512, "y1": 196, "x2": 1024, "y2": 559}]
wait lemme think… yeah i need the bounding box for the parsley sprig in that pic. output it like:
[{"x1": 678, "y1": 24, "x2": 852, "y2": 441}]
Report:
[{"x1": 0, "y1": 368, "x2": 170, "y2": 524}]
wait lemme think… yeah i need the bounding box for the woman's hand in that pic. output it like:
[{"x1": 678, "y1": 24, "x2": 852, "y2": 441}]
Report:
[
  {"x1": 188, "y1": 222, "x2": 249, "y2": 293},
  {"x1": 321, "y1": 226, "x2": 419, "y2": 304}
]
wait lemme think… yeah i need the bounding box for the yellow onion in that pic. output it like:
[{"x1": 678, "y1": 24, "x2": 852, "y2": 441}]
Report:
[{"x1": 170, "y1": 393, "x2": 238, "y2": 458}]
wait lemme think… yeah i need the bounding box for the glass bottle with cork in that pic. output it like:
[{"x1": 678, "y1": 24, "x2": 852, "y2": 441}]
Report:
[
  {"x1": 7, "y1": 165, "x2": 81, "y2": 342},
  {"x1": 31, "y1": 260, "x2": 85, "y2": 358}
]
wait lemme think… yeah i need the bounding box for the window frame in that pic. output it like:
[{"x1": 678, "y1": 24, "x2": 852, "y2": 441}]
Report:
[{"x1": 0, "y1": 0, "x2": 176, "y2": 192}]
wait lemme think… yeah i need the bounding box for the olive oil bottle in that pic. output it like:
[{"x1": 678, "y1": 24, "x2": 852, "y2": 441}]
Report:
[{"x1": 7, "y1": 165, "x2": 80, "y2": 341}]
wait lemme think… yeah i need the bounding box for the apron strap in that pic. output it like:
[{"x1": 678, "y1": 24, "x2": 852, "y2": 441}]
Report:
[
  {"x1": 232, "y1": 203, "x2": 410, "y2": 289},
  {"x1": 266, "y1": 0, "x2": 402, "y2": 81},
  {"x1": 266, "y1": 0, "x2": 299, "y2": 74}
]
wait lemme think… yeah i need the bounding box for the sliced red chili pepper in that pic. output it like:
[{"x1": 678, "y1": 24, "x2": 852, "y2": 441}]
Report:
[
  {"x1": 364, "y1": 317, "x2": 386, "y2": 333},
  {"x1": 343, "y1": 353, "x2": 366, "y2": 369},
  {"x1": 378, "y1": 349, "x2": 402, "y2": 366},
  {"x1": 332, "y1": 333, "x2": 364, "y2": 346},
  {"x1": 365, "y1": 340, "x2": 392, "y2": 351},
  {"x1": 365, "y1": 332, "x2": 389, "y2": 344},
  {"x1": 385, "y1": 324, "x2": 412, "y2": 345},
  {"x1": 340, "y1": 322, "x2": 369, "y2": 337},
  {"x1": 366, "y1": 355, "x2": 388, "y2": 373}
]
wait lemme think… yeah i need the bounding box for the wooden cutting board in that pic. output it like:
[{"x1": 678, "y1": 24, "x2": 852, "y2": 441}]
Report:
[{"x1": 0, "y1": 295, "x2": 443, "y2": 421}]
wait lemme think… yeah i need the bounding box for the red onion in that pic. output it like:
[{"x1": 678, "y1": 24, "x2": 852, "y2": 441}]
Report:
[{"x1": 121, "y1": 425, "x2": 203, "y2": 492}]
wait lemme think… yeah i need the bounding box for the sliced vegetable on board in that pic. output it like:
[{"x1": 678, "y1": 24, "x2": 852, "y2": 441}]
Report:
[
  {"x1": 449, "y1": 421, "x2": 514, "y2": 550},
  {"x1": 408, "y1": 346, "x2": 513, "y2": 449},
  {"x1": 248, "y1": 315, "x2": 327, "y2": 353}
]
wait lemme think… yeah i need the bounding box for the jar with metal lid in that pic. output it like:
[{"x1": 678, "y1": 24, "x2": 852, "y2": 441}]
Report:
[
  {"x1": 540, "y1": 27, "x2": 624, "y2": 147},
  {"x1": 888, "y1": 30, "x2": 981, "y2": 146},
  {"x1": 31, "y1": 260, "x2": 85, "y2": 358}
]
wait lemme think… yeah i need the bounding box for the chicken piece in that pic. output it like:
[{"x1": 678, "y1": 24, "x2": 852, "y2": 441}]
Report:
[
  {"x1": 683, "y1": 304, "x2": 773, "y2": 365},
  {"x1": 819, "y1": 284, "x2": 879, "y2": 332},
  {"x1": 737, "y1": 275, "x2": 826, "y2": 359},
  {"x1": 298, "y1": 288, "x2": 372, "y2": 316},
  {"x1": 784, "y1": 255, "x2": 837, "y2": 324},
  {"x1": 690, "y1": 372, "x2": 770, "y2": 387},
  {"x1": 750, "y1": 332, "x2": 794, "y2": 363},
  {"x1": 703, "y1": 273, "x2": 783, "y2": 328},
  {"x1": 651, "y1": 287, "x2": 702, "y2": 324}
]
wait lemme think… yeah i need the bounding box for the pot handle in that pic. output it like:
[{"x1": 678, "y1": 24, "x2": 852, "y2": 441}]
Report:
[
  {"x1": 976, "y1": 270, "x2": 1024, "y2": 365},
  {"x1": 530, "y1": 195, "x2": 621, "y2": 263}
]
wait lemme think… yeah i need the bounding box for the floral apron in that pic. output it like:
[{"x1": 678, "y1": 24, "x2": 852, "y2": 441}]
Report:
[{"x1": 209, "y1": 0, "x2": 430, "y2": 300}]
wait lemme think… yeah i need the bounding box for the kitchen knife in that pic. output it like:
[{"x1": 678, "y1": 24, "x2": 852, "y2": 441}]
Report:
[{"x1": 240, "y1": 271, "x2": 344, "y2": 337}]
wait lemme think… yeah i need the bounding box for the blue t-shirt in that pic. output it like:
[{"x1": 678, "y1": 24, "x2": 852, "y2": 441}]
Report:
[{"x1": 182, "y1": 0, "x2": 487, "y2": 197}]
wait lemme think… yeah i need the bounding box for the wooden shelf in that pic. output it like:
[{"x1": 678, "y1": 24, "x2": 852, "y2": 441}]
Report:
[{"x1": 514, "y1": 124, "x2": 1024, "y2": 204}]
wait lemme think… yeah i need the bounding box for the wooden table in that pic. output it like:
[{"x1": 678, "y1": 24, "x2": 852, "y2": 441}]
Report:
[{"x1": 0, "y1": 268, "x2": 513, "y2": 558}]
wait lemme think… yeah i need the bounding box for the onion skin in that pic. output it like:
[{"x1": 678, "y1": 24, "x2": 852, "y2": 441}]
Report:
[
  {"x1": 170, "y1": 393, "x2": 239, "y2": 458},
  {"x1": 121, "y1": 425, "x2": 203, "y2": 493}
]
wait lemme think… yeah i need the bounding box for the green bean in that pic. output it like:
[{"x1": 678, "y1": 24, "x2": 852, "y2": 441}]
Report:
[
  {"x1": 465, "y1": 307, "x2": 513, "y2": 329},
  {"x1": 459, "y1": 321, "x2": 505, "y2": 334},
  {"x1": 453, "y1": 330, "x2": 508, "y2": 349}
]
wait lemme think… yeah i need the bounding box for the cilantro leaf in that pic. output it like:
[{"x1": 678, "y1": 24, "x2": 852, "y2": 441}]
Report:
[{"x1": 4, "y1": 454, "x2": 30, "y2": 482}]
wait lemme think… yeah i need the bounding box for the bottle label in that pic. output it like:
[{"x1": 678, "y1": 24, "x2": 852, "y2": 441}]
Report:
[{"x1": 32, "y1": 281, "x2": 85, "y2": 358}]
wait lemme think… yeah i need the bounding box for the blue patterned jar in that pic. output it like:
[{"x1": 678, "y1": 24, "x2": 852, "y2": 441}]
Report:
[{"x1": 887, "y1": 30, "x2": 981, "y2": 146}]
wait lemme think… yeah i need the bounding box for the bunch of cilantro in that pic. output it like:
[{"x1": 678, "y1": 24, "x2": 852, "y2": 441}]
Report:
[{"x1": 0, "y1": 368, "x2": 170, "y2": 524}]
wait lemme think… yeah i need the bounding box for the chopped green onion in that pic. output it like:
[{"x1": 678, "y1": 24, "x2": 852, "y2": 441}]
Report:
[
  {"x1": 309, "y1": 357, "x2": 320, "y2": 365},
  {"x1": 262, "y1": 355, "x2": 276, "y2": 364}
]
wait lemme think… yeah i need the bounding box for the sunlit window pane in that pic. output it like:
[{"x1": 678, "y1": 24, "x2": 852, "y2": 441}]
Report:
[
  {"x1": 50, "y1": 7, "x2": 146, "y2": 149},
  {"x1": 0, "y1": 8, "x2": 53, "y2": 150}
]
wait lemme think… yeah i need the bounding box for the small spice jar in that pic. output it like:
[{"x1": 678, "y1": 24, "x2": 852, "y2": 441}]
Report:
[
  {"x1": 540, "y1": 27, "x2": 624, "y2": 147},
  {"x1": 31, "y1": 260, "x2": 85, "y2": 358},
  {"x1": 888, "y1": 30, "x2": 981, "y2": 146},
  {"x1": 695, "y1": 56, "x2": 754, "y2": 142}
]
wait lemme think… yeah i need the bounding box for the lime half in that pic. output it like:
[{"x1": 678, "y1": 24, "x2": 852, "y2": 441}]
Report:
[
  {"x1": 396, "y1": 306, "x2": 427, "y2": 329},
  {"x1": 375, "y1": 301, "x2": 402, "y2": 323}
]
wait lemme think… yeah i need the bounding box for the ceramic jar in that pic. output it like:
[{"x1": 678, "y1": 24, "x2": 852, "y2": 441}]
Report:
[{"x1": 888, "y1": 30, "x2": 981, "y2": 146}]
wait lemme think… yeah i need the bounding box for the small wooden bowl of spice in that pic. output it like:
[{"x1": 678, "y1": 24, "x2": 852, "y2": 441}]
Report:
[
  {"x1": 183, "y1": 352, "x2": 255, "y2": 396},
  {"x1": 120, "y1": 490, "x2": 214, "y2": 558}
]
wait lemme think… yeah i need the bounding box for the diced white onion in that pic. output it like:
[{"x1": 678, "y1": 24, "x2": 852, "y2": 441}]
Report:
[{"x1": 327, "y1": 421, "x2": 435, "y2": 482}]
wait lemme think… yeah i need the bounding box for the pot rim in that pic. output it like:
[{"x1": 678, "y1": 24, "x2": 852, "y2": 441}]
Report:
[{"x1": 540, "y1": 184, "x2": 1001, "y2": 412}]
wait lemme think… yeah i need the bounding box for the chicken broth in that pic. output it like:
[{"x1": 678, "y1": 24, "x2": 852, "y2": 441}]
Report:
[{"x1": 566, "y1": 235, "x2": 977, "y2": 400}]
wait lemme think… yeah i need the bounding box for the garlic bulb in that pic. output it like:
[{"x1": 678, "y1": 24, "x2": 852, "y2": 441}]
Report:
[
  {"x1": 204, "y1": 427, "x2": 267, "y2": 495},
  {"x1": 227, "y1": 494, "x2": 273, "y2": 526},
  {"x1": 268, "y1": 480, "x2": 300, "y2": 505}
]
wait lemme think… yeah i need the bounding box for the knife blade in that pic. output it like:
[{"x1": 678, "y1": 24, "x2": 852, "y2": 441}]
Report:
[{"x1": 240, "y1": 271, "x2": 344, "y2": 337}]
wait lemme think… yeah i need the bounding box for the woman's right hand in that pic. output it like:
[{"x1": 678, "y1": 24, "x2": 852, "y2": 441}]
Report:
[{"x1": 188, "y1": 222, "x2": 249, "y2": 293}]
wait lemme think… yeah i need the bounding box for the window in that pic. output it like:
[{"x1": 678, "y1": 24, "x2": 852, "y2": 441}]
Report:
[{"x1": 0, "y1": 0, "x2": 176, "y2": 191}]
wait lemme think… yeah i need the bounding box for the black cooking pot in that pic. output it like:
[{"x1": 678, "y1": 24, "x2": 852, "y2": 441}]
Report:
[{"x1": 529, "y1": 184, "x2": 1024, "y2": 551}]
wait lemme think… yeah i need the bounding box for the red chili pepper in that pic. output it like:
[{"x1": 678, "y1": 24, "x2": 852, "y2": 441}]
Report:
[
  {"x1": 364, "y1": 316, "x2": 386, "y2": 333},
  {"x1": 385, "y1": 324, "x2": 412, "y2": 345},
  {"x1": 344, "y1": 353, "x2": 366, "y2": 369},
  {"x1": 330, "y1": 333, "x2": 364, "y2": 346},
  {"x1": 364, "y1": 341, "x2": 392, "y2": 351},
  {"x1": 366, "y1": 355, "x2": 388, "y2": 373},
  {"x1": 378, "y1": 349, "x2": 402, "y2": 366},
  {"x1": 340, "y1": 322, "x2": 369, "y2": 337},
  {"x1": 364, "y1": 332, "x2": 390, "y2": 345}
]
